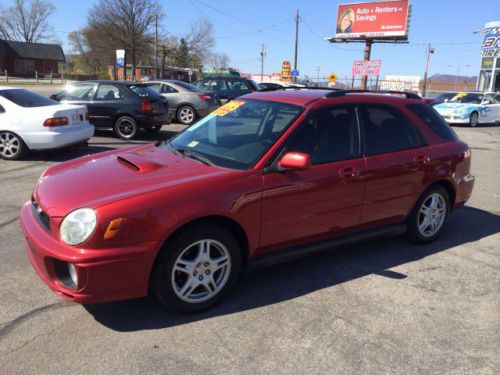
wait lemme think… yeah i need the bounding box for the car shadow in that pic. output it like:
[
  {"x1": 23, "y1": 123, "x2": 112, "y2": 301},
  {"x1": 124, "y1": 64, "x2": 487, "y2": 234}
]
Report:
[{"x1": 84, "y1": 206, "x2": 500, "y2": 332}]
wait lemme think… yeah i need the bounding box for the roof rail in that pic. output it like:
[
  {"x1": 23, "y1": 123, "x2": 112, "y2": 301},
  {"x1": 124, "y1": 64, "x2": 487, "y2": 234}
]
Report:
[
  {"x1": 258, "y1": 86, "x2": 340, "y2": 92},
  {"x1": 324, "y1": 90, "x2": 421, "y2": 99}
]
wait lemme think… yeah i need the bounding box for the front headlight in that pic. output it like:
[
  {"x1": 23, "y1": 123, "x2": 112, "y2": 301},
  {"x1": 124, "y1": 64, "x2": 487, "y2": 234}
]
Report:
[{"x1": 60, "y1": 208, "x2": 97, "y2": 245}]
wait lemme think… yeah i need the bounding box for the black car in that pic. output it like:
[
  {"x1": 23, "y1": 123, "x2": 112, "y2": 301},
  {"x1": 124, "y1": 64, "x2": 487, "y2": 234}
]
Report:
[
  {"x1": 193, "y1": 77, "x2": 260, "y2": 103},
  {"x1": 51, "y1": 81, "x2": 170, "y2": 139}
]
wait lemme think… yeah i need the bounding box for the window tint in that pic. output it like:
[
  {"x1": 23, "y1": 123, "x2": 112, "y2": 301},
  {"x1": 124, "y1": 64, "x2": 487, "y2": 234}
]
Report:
[
  {"x1": 359, "y1": 105, "x2": 425, "y2": 155},
  {"x1": 227, "y1": 80, "x2": 248, "y2": 90},
  {"x1": 172, "y1": 80, "x2": 202, "y2": 92},
  {"x1": 0, "y1": 89, "x2": 57, "y2": 107},
  {"x1": 57, "y1": 84, "x2": 95, "y2": 101},
  {"x1": 285, "y1": 106, "x2": 360, "y2": 164},
  {"x1": 408, "y1": 104, "x2": 458, "y2": 141},
  {"x1": 95, "y1": 84, "x2": 124, "y2": 100},
  {"x1": 162, "y1": 84, "x2": 178, "y2": 93},
  {"x1": 195, "y1": 80, "x2": 212, "y2": 90},
  {"x1": 213, "y1": 79, "x2": 228, "y2": 90},
  {"x1": 128, "y1": 85, "x2": 162, "y2": 99}
]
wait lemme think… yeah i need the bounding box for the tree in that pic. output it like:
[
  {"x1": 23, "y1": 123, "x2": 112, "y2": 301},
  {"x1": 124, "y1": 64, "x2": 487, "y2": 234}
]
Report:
[
  {"x1": 185, "y1": 18, "x2": 215, "y2": 68},
  {"x1": 87, "y1": 0, "x2": 163, "y2": 80},
  {"x1": 68, "y1": 29, "x2": 106, "y2": 75},
  {"x1": 207, "y1": 53, "x2": 230, "y2": 72},
  {"x1": 0, "y1": 0, "x2": 55, "y2": 43}
]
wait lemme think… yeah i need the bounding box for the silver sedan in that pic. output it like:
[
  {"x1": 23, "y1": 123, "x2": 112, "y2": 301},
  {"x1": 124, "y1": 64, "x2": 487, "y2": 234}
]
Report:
[{"x1": 147, "y1": 80, "x2": 221, "y2": 125}]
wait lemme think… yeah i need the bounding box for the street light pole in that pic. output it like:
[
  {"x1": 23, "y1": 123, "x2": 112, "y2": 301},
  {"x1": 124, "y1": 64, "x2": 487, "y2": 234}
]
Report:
[
  {"x1": 260, "y1": 44, "x2": 265, "y2": 82},
  {"x1": 154, "y1": 14, "x2": 158, "y2": 79},
  {"x1": 422, "y1": 43, "x2": 435, "y2": 97}
]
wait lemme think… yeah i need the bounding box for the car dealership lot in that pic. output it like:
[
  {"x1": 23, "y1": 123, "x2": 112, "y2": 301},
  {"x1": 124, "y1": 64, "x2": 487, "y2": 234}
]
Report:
[{"x1": 0, "y1": 125, "x2": 499, "y2": 374}]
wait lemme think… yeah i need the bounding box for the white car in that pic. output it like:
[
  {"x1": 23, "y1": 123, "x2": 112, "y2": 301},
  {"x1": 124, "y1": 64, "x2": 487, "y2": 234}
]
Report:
[
  {"x1": 433, "y1": 92, "x2": 500, "y2": 127},
  {"x1": 0, "y1": 87, "x2": 94, "y2": 160}
]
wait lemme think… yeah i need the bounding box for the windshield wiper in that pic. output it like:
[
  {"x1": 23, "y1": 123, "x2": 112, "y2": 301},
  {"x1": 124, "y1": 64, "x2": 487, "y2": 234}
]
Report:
[{"x1": 175, "y1": 147, "x2": 214, "y2": 166}]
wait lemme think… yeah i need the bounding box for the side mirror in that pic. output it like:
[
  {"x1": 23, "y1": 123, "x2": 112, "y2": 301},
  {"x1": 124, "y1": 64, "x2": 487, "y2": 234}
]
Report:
[{"x1": 278, "y1": 152, "x2": 311, "y2": 170}]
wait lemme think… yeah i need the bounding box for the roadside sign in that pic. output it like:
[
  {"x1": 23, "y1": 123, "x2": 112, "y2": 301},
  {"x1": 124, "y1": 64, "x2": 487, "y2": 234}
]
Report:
[
  {"x1": 352, "y1": 60, "x2": 381, "y2": 76},
  {"x1": 291, "y1": 69, "x2": 299, "y2": 77},
  {"x1": 116, "y1": 49, "x2": 125, "y2": 67},
  {"x1": 328, "y1": 72, "x2": 337, "y2": 83}
]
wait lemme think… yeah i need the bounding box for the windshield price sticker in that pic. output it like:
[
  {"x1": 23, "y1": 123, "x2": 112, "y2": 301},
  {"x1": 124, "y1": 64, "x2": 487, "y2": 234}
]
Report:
[{"x1": 212, "y1": 100, "x2": 246, "y2": 116}]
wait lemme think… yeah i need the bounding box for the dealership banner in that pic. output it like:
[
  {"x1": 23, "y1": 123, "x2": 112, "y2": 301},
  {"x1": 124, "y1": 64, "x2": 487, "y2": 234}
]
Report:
[
  {"x1": 335, "y1": 0, "x2": 410, "y2": 39},
  {"x1": 481, "y1": 21, "x2": 500, "y2": 58},
  {"x1": 352, "y1": 60, "x2": 381, "y2": 76}
]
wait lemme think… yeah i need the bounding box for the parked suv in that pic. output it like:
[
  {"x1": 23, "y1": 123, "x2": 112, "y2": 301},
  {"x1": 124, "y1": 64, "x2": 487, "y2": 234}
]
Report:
[
  {"x1": 193, "y1": 77, "x2": 260, "y2": 102},
  {"x1": 20, "y1": 90, "x2": 474, "y2": 312},
  {"x1": 51, "y1": 81, "x2": 170, "y2": 139}
]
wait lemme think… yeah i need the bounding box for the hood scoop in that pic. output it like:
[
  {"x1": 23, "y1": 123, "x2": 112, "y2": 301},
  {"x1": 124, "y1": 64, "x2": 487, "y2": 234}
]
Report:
[{"x1": 117, "y1": 153, "x2": 164, "y2": 173}]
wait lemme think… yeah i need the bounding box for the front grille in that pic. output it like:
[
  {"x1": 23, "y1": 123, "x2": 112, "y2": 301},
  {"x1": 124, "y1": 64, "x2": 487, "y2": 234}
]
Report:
[{"x1": 32, "y1": 198, "x2": 50, "y2": 232}]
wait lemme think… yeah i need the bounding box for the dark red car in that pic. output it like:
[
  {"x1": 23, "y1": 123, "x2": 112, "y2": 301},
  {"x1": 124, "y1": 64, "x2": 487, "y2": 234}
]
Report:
[{"x1": 20, "y1": 90, "x2": 474, "y2": 312}]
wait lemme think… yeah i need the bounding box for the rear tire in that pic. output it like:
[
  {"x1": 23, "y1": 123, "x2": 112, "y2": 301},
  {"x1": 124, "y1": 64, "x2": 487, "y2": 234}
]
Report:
[
  {"x1": 0, "y1": 131, "x2": 27, "y2": 160},
  {"x1": 114, "y1": 116, "x2": 138, "y2": 139},
  {"x1": 151, "y1": 223, "x2": 241, "y2": 312},
  {"x1": 407, "y1": 185, "x2": 450, "y2": 243}
]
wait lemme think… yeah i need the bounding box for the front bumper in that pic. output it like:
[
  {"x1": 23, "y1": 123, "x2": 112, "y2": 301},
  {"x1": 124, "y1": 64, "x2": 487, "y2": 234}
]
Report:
[
  {"x1": 439, "y1": 114, "x2": 470, "y2": 124},
  {"x1": 19, "y1": 202, "x2": 160, "y2": 304}
]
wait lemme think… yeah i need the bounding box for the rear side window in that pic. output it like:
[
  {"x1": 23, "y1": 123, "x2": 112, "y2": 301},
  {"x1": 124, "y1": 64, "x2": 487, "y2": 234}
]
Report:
[
  {"x1": 408, "y1": 104, "x2": 458, "y2": 141},
  {"x1": 0, "y1": 89, "x2": 57, "y2": 107},
  {"x1": 359, "y1": 105, "x2": 426, "y2": 156},
  {"x1": 128, "y1": 85, "x2": 161, "y2": 99}
]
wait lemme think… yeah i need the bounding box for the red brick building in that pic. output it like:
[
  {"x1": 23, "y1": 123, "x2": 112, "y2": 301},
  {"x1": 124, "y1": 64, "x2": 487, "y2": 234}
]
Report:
[{"x1": 0, "y1": 39, "x2": 65, "y2": 76}]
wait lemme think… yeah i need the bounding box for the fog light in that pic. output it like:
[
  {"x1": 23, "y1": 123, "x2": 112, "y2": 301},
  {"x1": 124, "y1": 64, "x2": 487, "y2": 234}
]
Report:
[{"x1": 68, "y1": 263, "x2": 78, "y2": 287}]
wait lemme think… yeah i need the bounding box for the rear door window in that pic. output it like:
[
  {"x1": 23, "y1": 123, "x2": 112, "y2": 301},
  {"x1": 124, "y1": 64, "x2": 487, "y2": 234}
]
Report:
[
  {"x1": 359, "y1": 105, "x2": 426, "y2": 156},
  {"x1": 95, "y1": 84, "x2": 124, "y2": 100},
  {"x1": 407, "y1": 103, "x2": 458, "y2": 141},
  {"x1": 128, "y1": 85, "x2": 161, "y2": 99}
]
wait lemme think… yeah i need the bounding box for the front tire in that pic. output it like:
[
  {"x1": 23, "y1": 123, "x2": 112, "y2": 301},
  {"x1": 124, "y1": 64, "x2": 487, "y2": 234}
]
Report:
[
  {"x1": 177, "y1": 105, "x2": 196, "y2": 125},
  {"x1": 151, "y1": 223, "x2": 241, "y2": 312},
  {"x1": 114, "y1": 116, "x2": 138, "y2": 139},
  {"x1": 0, "y1": 131, "x2": 27, "y2": 160},
  {"x1": 407, "y1": 185, "x2": 450, "y2": 243},
  {"x1": 469, "y1": 112, "x2": 479, "y2": 127}
]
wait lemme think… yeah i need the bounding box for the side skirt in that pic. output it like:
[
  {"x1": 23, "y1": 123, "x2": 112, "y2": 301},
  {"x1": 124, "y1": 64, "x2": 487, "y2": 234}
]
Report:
[{"x1": 247, "y1": 223, "x2": 407, "y2": 271}]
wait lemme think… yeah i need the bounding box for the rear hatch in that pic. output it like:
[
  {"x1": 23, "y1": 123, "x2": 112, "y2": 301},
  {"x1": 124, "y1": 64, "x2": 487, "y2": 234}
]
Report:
[{"x1": 127, "y1": 84, "x2": 168, "y2": 113}]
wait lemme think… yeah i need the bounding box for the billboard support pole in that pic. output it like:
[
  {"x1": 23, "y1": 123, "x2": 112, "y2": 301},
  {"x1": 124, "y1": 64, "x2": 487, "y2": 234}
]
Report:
[
  {"x1": 361, "y1": 39, "x2": 372, "y2": 90},
  {"x1": 294, "y1": 9, "x2": 299, "y2": 83}
]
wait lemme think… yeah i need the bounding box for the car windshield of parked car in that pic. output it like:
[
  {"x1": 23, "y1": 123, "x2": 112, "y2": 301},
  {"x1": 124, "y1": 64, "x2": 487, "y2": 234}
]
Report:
[
  {"x1": 448, "y1": 93, "x2": 483, "y2": 104},
  {"x1": 128, "y1": 85, "x2": 162, "y2": 98},
  {"x1": 0, "y1": 89, "x2": 57, "y2": 107},
  {"x1": 162, "y1": 99, "x2": 303, "y2": 170}
]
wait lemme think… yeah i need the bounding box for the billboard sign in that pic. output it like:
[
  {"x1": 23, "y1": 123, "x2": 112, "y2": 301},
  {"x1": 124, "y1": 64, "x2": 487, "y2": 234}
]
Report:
[
  {"x1": 481, "y1": 21, "x2": 500, "y2": 58},
  {"x1": 352, "y1": 60, "x2": 381, "y2": 76},
  {"x1": 116, "y1": 49, "x2": 125, "y2": 67},
  {"x1": 280, "y1": 60, "x2": 293, "y2": 82},
  {"x1": 335, "y1": 0, "x2": 410, "y2": 39}
]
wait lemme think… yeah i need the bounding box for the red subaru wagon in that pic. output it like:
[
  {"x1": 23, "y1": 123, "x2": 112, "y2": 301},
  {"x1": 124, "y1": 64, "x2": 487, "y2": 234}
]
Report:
[{"x1": 20, "y1": 90, "x2": 474, "y2": 312}]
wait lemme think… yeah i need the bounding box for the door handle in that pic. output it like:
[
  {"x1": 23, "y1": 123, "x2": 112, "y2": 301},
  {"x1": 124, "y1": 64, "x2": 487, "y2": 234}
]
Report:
[
  {"x1": 339, "y1": 167, "x2": 359, "y2": 178},
  {"x1": 413, "y1": 155, "x2": 430, "y2": 165}
]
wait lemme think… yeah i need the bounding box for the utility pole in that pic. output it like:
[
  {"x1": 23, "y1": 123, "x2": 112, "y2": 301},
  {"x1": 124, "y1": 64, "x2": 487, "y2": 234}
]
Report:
[
  {"x1": 317, "y1": 66, "x2": 320, "y2": 84},
  {"x1": 422, "y1": 43, "x2": 434, "y2": 97},
  {"x1": 360, "y1": 39, "x2": 372, "y2": 89},
  {"x1": 260, "y1": 44, "x2": 265, "y2": 82},
  {"x1": 154, "y1": 14, "x2": 159, "y2": 79},
  {"x1": 294, "y1": 9, "x2": 299, "y2": 82}
]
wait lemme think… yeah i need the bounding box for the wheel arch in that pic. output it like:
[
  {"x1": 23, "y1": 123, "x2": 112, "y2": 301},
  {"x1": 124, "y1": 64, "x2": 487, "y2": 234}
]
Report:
[{"x1": 0, "y1": 129, "x2": 30, "y2": 150}]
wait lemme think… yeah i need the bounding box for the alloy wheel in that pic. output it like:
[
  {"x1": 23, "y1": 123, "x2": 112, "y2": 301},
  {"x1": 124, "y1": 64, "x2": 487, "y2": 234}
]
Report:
[
  {"x1": 417, "y1": 193, "x2": 446, "y2": 237},
  {"x1": 470, "y1": 112, "x2": 478, "y2": 127},
  {"x1": 171, "y1": 239, "x2": 231, "y2": 303},
  {"x1": 178, "y1": 107, "x2": 195, "y2": 124},
  {"x1": 0, "y1": 132, "x2": 21, "y2": 159}
]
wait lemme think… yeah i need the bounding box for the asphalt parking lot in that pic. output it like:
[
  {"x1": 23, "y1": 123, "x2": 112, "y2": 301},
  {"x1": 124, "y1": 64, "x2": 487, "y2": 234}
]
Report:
[{"x1": 1, "y1": 118, "x2": 499, "y2": 373}]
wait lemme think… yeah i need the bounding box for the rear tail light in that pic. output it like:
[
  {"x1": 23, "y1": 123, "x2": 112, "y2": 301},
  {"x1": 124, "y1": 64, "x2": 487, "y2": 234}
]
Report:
[
  {"x1": 198, "y1": 94, "x2": 212, "y2": 101},
  {"x1": 141, "y1": 99, "x2": 153, "y2": 113},
  {"x1": 43, "y1": 117, "x2": 69, "y2": 127}
]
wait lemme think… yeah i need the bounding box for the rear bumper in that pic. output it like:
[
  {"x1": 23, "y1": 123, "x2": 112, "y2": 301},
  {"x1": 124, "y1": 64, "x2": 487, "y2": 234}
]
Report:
[
  {"x1": 19, "y1": 202, "x2": 160, "y2": 304},
  {"x1": 21, "y1": 123, "x2": 94, "y2": 150},
  {"x1": 454, "y1": 174, "x2": 475, "y2": 208},
  {"x1": 136, "y1": 112, "x2": 171, "y2": 128}
]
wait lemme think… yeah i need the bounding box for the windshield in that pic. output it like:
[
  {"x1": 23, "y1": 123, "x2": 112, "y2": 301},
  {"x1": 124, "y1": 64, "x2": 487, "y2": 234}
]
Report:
[
  {"x1": 0, "y1": 89, "x2": 57, "y2": 107},
  {"x1": 161, "y1": 99, "x2": 303, "y2": 170},
  {"x1": 448, "y1": 93, "x2": 483, "y2": 104}
]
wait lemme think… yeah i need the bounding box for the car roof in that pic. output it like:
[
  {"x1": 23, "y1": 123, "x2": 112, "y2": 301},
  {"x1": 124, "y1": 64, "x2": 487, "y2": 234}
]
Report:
[
  {"x1": 0, "y1": 86, "x2": 21, "y2": 91},
  {"x1": 242, "y1": 89, "x2": 422, "y2": 107}
]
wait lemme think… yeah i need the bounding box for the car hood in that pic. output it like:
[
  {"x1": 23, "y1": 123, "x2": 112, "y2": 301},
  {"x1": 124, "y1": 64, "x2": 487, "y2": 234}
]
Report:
[{"x1": 33, "y1": 143, "x2": 233, "y2": 217}]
